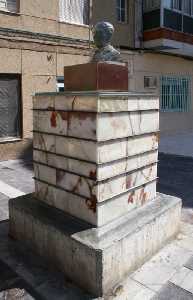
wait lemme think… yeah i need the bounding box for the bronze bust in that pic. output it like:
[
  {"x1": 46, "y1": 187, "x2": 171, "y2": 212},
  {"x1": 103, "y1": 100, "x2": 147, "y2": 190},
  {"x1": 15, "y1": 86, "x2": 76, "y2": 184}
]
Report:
[{"x1": 91, "y1": 21, "x2": 121, "y2": 62}]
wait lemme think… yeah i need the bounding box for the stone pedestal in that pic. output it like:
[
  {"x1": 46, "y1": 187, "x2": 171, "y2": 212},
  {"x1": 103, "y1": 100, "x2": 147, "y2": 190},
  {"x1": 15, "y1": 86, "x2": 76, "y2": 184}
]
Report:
[{"x1": 9, "y1": 63, "x2": 182, "y2": 298}]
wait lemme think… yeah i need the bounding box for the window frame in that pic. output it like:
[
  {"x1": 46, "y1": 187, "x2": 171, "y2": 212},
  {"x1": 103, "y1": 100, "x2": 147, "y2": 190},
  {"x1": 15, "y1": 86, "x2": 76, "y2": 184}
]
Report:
[
  {"x1": 0, "y1": 0, "x2": 19, "y2": 14},
  {"x1": 0, "y1": 74, "x2": 22, "y2": 142},
  {"x1": 59, "y1": 0, "x2": 90, "y2": 26},
  {"x1": 116, "y1": 0, "x2": 127, "y2": 23},
  {"x1": 160, "y1": 75, "x2": 191, "y2": 112},
  {"x1": 163, "y1": 0, "x2": 193, "y2": 17}
]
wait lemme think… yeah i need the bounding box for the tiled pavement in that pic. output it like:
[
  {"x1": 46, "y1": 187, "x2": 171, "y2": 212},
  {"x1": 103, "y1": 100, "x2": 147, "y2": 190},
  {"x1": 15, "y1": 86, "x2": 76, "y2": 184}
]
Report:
[
  {"x1": 0, "y1": 156, "x2": 193, "y2": 299},
  {"x1": 0, "y1": 159, "x2": 34, "y2": 300},
  {"x1": 0, "y1": 159, "x2": 34, "y2": 222}
]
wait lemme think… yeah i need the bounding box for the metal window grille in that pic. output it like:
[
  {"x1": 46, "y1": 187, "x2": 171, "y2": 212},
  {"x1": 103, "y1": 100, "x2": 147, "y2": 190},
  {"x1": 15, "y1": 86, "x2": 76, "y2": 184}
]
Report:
[
  {"x1": 59, "y1": 0, "x2": 90, "y2": 25},
  {"x1": 163, "y1": 0, "x2": 172, "y2": 8},
  {"x1": 143, "y1": 0, "x2": 160, "y2": 12},
  {"x1": 0, "y1": 75, "x2": 21, "y2": 139},
  {"x1": 172, "y1": 0, "x2": 182, "y2": 10},
  {"x1": 183, "y1": 0, "x2": 191, "y2": 14},
  {"x1": 0, "y1": 0, "x2": 18, "y2": 12},
  {"x1": 160, "y1": 76, "x2": 191, "y2": 112},
  {"x1": 56, "y1": 76, "x2": 64, "y2": 92},
  {"x1": 116, "y1": 0, "x2": 127, "y2": 22}
]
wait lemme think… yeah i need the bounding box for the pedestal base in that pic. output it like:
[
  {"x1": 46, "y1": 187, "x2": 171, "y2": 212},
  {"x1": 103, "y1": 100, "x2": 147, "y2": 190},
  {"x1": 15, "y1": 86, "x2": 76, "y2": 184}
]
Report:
[{"x1": 9, "y1": 194, "x2": 181, "y2": 297}]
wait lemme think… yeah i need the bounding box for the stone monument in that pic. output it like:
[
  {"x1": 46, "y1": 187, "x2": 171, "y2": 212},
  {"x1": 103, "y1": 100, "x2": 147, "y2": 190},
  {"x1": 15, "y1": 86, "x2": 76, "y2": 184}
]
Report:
[
  {"x1": 8, "y1": 22, "x2": 182, "y2": 298},
  {"x1": 91, "y1": 21, "x2": 121, "y2": 62}
]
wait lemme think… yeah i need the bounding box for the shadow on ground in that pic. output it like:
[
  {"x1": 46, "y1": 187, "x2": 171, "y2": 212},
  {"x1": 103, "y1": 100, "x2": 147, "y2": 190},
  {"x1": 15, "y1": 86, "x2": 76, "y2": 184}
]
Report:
[{"x1": 157, "y1": 153, "x2": 193, "y2": 209}]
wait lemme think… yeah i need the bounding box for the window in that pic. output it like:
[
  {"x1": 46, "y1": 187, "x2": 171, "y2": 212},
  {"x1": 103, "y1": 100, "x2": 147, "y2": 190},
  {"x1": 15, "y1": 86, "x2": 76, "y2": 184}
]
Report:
[
  {"x1": 56, "y1": 76, "x2": 64, "y2": 92},
  {"x1": 59, "y1": 0, "x2": 90, "y2": 25},
  {"x1": 116, "y1": 0, "x2": 127, "y2": 22},
  {"x1": 172, "y1": 0, "x2": 182, "y2": 10},
  {"x1": 143, "y1": 0, "x2": 160, "y2": 12},
  {"x1": 183, "y1": 0, "x2": 191, "y2": 14},
  {"x1": 0, "y1": 0, "x2": 6, "y2": 9},
  {"x1": 0, "y1": 0, "x2": 18, "y2": 13},
  {"x1": 164, "y1": 0, "x2": 172, "y2": 8},
  {"x1": 163, "y1": 0, "x2": 182, "y2": 10},
  {"x1": 0, "y1": 75, "x2": 21, "y2": 140},
  {"x1": 160, "y1": 76, "x2": 191, "y2": 112}
]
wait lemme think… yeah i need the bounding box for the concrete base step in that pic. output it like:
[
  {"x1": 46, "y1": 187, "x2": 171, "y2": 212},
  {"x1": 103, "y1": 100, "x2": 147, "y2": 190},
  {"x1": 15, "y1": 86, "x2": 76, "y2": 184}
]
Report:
[{"x1": 8, "y1": 193, "x2": 181, "y2": 297}]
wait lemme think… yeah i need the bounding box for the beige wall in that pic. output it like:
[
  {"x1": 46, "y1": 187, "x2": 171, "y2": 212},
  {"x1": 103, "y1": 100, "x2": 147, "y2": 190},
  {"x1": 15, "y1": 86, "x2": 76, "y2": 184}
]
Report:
[
  {"x1": 92, "y1": 0, "x2": 135, "y2": 48},
  {"x1": 0, "y1": 0, "x2": 90, "y2": 40},
  {"x1": 0, "y1": 45, "x2": 90, "y2": 142},
  {"x1": 0, "y1": 0, "x2": 91, "y2": 160},
  {"x1": 123, "y1": 51, "x2": 193, "y2": 136}
]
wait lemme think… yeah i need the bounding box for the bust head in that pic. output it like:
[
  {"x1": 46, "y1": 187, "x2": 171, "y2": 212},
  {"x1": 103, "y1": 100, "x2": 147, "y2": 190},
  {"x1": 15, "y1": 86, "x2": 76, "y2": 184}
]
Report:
[{"x1": 93, "y1": 21, "x2": 114, "y2": 49}]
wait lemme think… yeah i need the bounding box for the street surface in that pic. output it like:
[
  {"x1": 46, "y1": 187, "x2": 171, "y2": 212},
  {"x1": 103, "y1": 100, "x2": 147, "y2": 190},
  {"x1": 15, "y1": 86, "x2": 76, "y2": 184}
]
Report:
[{"x1": 0, "y1": 155, "x2": 193, "y2": 299}]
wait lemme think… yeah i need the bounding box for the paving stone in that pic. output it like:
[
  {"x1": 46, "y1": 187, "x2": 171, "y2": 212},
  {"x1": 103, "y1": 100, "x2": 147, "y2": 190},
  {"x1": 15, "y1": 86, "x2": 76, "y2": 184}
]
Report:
[
  {"x1": 181, "y1": 222, "x2": 193, "y2": 238},
  {"x1": 182, "y1": 209, "x2": 193, "y2": 225},
  {"x1": 0, "y1": 193, "x2": 9, "y2": 201},
  {"x1": 131, "y1": 243, "x2": 193, "y2": 292},
  {"x1": 169, "y1": 266, "x2": 193, "y2": 294},
  {"x1": 152, "y1": 282, "x2": 193, "y2": 300},
  {"x1": 0, "y1": 208, "x2": 9, "y2": 221},
  {"x1": 0, "y1": 261, "x2": 23, "y2": 291},
  {"x1": 184, "y1": 256, "x2": 193, "y2": 270},
  {"x1": 108, "y1": 278, "x2": 155, "y2": 300},
  {"x1": 0, "y1": 222, "x2": 93, "y2": 300},
  {"x1": 174, "y1": 233, "x2": 193, "y2": 252}
]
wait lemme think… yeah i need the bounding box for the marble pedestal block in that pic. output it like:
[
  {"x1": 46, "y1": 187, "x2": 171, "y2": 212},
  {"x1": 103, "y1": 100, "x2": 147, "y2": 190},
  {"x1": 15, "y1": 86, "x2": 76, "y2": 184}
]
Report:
[
  {"x1": 9, "y1": 193, "x2": 181, "y2": 297},
  {"x1": 32, "y1": 91, "x2": 159, "y2": 226}
]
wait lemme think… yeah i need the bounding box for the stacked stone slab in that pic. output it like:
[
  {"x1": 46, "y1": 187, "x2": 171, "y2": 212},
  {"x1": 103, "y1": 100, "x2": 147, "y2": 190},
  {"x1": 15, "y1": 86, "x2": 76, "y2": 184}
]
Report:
[
  {"x1": 33, "y1": 91, "x2": 159, "y2": 226},
  {"x1": 9, "y1": 63, "x2": 181, "y2": 298}
]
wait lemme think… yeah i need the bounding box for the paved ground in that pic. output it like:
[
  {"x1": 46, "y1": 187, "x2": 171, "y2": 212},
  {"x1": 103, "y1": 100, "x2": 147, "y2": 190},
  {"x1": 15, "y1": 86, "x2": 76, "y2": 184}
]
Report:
[
  {"x1": 0, "y1": 154, "x2": 193, "y2": 299},
  {"x1": 159, "y1": 132, "x2": 193, "y2": 157}
]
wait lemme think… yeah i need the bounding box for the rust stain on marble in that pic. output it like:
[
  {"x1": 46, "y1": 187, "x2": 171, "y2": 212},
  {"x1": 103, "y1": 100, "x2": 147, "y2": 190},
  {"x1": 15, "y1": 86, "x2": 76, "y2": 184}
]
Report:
[
  {"x1": 84, "y1": 178, "x2": 97, "y2": 213},
  {"x1": 72, "y1": 176, "x2": 82, "y2": 193},
  {"x1": 72, "y1": 96, "x2": 77, "y2": 110},
  {"x1": 155, "y1": 132, "x2": 160, "y2": 143},
  {"x1": 56, "y1": 170, "x2": 66, "y2": 182},
  {"x1": 128, "y1": 191, "x2": 134, "y2": 204},
  {"x1": 58, "y1": 111, "x2": 69, "y2": 121},
  {"x1": 89, "y1": 169, "x2": 97, "y2": 180},
  {"x1": 126, "y1": 175, "x2": 132, "y2": 189},
  {"x1": 76, "y1": 111, "x2": 96, "y2": 121},
  {"x1": 85, "y1": 195, "x2": 97, "y2": 213},
  {"x1": 140, "y1": 187, "x2": 148, "y2": 206},
  {"x1": 50, "y1": 111, "x2": 58, "y2": 127}
]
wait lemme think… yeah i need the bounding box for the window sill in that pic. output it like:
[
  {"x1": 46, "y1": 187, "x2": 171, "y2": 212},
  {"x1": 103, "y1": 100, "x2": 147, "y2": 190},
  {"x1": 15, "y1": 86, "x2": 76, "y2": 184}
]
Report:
[
  {"x1": 0, "y1": 137, "x2": 22, "y2": 144},
  {"x1": 59, "y1": 20, "x2": 89, "y2": 28},
  {"x1": 0, "y1": 9, "x2": 20, "y2": 16}
]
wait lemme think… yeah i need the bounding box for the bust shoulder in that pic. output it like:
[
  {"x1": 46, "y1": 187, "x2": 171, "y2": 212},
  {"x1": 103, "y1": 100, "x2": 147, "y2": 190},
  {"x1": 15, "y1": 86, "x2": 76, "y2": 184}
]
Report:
[{"x1": 92, "y1": 45, "x2": 121, "y2": 62}]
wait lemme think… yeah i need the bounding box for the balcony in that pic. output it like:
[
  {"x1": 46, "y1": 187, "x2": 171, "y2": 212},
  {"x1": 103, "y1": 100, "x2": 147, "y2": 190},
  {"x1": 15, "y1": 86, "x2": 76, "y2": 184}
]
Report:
[{"x1": 143, "y1": 0, "x2": 193, "y2": 57}]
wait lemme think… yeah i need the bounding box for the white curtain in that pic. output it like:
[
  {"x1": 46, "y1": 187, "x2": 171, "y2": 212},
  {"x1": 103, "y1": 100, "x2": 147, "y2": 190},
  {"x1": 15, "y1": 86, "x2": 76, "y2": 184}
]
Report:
[{"x1": 59, "y1": 0, "x2": 89, "y2": 25}]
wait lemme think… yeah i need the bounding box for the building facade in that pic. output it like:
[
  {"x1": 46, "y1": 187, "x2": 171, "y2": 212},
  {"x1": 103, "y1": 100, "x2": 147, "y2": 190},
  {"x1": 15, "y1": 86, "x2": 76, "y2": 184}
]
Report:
[
  {"x1": 0, "y1": 0, "x2": 91, "y2": 160},
  {"x1": 93, "y1": 0, "x2": 193, "y2": 156},
  {"x1": 1, "y1": 0, "x2": 193, "y2": 160}
]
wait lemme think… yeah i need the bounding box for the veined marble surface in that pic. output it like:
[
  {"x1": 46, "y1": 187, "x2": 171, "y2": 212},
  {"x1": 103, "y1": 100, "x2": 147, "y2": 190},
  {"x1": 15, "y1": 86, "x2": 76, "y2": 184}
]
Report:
[
  {"x1": 33, "y1": 110, "x2": 159, "y2": 142},
  {"x1": 33, "y1": 91, "x2": 159, "y2": 226},
  {"x1": 33, "y1": 132, "x2": 159, "y2": 164},
  {"x1": 34, "y1": 179, "x2": 156, "y2": 226},
  {"x1": 34, "y1": 162, "x2": 157, "y2": 202},
  {"x1": 33, "y1": 149, "x2": 158, "y2": 181},
  {"x1": 33, "y1": 93, "x2": 159, "y2": 113}
]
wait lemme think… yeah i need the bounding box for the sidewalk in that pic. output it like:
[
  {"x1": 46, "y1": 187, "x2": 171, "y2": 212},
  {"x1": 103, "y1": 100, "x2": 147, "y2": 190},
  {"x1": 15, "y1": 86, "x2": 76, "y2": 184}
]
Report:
[
  {"x1": 0, "y1": 159, "x2": 34, "y2": 222},
  {"x1": 0, "y1": 156, "x2": 193, "y2": 299}
]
